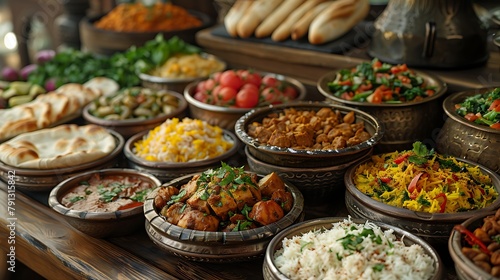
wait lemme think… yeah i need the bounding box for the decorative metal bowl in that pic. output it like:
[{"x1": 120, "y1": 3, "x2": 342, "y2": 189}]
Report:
[
  {"x1": 48, "y1": 168, "x2": 162, "y2": 238},
  {"x1": 344, "y1": 157, "x2": 500, "y2": 244},
  {"x1": 82, "y1": 90, "x2": 187, "y2": 139},
  {"x1": 184, "y1": 72, "x2": 307, "y2": 131},
  {"x1": 235, "y1": 101, "x2": 384, "y2": 168},
  {"x1": 139, "y1": 53, "x2": 226, "y2": 94},
  {"x1": 143, "y1": 173, "x2": 305, "y2": 262},
  {"x1": 436, "y1": 88, "x2": 500, "y2": 174},
  {"x1": 0, "y1": 130, "x2": 124, "y2": 192},
  {"x1": 448, "y1": 210, "x2": 498, "y2": 280},
  {"x1": 245, "y1": 146, "x2": 372, "y2": 202},
  {"x1": 317, "y1": 70, "x2": 447, "y2": 153},
  {"x1": 263, "y1": 217, "x2": 444, "y2": 280},
  {"x1": 123, "y1": 129, "x2": 240, "y2": 183}
]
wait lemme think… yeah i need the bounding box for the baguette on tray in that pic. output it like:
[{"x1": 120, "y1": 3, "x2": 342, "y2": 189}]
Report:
[
  {"x1": 236, "y1": 0, "x2": 284, "y2": 38},
  {"x1": 255, "y1": 0, "x2": 306, "y2": 38}
]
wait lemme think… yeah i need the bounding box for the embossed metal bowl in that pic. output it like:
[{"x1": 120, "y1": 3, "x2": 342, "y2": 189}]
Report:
[
  {"x1": 344, "y1": 157, "x2": 500, "y2": 244},
  {"x1": 143, "y1": 172, "x2": 305, "y2": 262},
  {"x1": 184, "y1": 72, "x2": 306, "y2": 131},
  {"x1": 263, "y1": 217, "x2": 444, "y2": 280},
  {"x1": 235, "y1": 101, "x2": 384, "y2": 168},
  {"x1": 82, "y1": 90, "x2": 187, "y2": 139},
  {"x1": 124, "y1": 129, "x2": 240, "y2": 182},
  {"x1": 436, "y1": 88, "x2": 500, "y2": 174},
  {"x1": 245, "y1": 146, "x2": 372, "y2": 202},
  {"x1": 0, "y1": 130, "x2": 124, "y2": 192},
  {"x1": 48, "y1": 168, "x2": 162, "y2": 238},
  {"x1": 449, "y1": 210, "x2": 498, "y2": 280},
  {"x1": 317, "y1": 70, "x2": 447, "y2": 153}
]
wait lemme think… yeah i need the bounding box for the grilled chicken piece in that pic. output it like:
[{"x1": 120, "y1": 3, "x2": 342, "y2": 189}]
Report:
[
  {"x1": 179, "y1": 174, "x2": 200, "y2": 200},
  {"x1": 258, "y1": 172, "x2": 285, "y2": 197},
  {"x1": 249, "y1": 200, "x2": 284, "y2": 226},
  {"x1": 222, "y1": 213, "x2": 257, "y2": 232},
  {"x1": 271, "y1": 188, "x2": 293, "y2": 213},
  {"x1": 164, "y1": 202, "x2": 189, "y2": 225},
  {"x1": 207, "y1": 186, "x2": 238, "y2": 220},
  {"x1": 177, "y1": 209, "x2": 219, "y2": 231},
  {"x1": 186, "y1": 188, "x2": 211, "y2": 214},
  {"x1": 228, "y1": 183, "x2": 260, "y2": 210},
  {"x1": 154, "y1": 185, "x2": 179, "y2": 210}
]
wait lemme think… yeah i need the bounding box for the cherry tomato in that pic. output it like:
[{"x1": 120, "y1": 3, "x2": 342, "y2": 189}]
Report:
[
  {"x1": 236, "y1": 85, "x2": 259, "y2": 108},
  {"x1": 211, "y1": 71, "x2": 222, "y2": 83},
  {"x1": 282, "y1": 85, "x2": 298, "y2": 100},
  {"x1": 203, "y1": 78, "x2": 217, "y2": 91},
  {"x1": 262, "y1": 75, "x2": 279, "y2": 88},
  {"x1": 195, "y1": 80, "x2": 206, "y2": 92},
  {"x1": 240, "y1": 70, "x2": 262, "y2": 87},
  {"x1": 219, "y1": 70, "x2": 243, "y2": 90},
  {"x1": 261, "y1": 87, "x2": 283, "y2": 104},
  {"x1": 194, "y1": 90, "x2": 209, "y2": 103},
  {"x1": 214, "y1": 86, "x2": 237, "y2": 106}
]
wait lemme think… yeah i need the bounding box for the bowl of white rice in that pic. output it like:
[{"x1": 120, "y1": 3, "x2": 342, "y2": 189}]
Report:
[{"x1": 263, "y1": 217, "x2": 444, "y2": 280}]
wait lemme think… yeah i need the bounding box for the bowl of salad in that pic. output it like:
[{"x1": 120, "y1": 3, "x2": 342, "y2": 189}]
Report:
[
  {"x1": 317, "y1": 58, "x2": 447, "y2": 152},
  {"x1": 436, "y1": 87, "x2": 500, "y2": 174},
  {"x1": 184, "y1": 69, "x2": 306, "y2": 131},
  {"x1": 344, "y1": 141, "x2": 500, "y2": 244}
]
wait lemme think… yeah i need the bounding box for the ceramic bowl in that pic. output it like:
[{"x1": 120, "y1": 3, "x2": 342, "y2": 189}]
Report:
[
  {"x1": 79, "y1": 11, "x2": 212, "y2": 56},
  {"x1": 235, "y1": 101, "x2": 384, "y2": 168},
  {"x1": 344, "y1": 157, "x2": 500, "y2": 244},
  {"x1": 123, "y1": 129, "x2": 240, "y2": 182},
  {"x1": 183, "y1": 72, "x2": 307, "y2": 131},
  {"x1": 48, "y1": 168, "x2": 162, "y2": 238},
  {"x1": 139, "y1": 53, "x2": 226, "y2": 94},
  {"x1": 245, "y1": 146, "x2": 372, "y2": 202},
  {"x1": 436, "y1": 87, "x2": 500, "y2": 174},
  {"x1": 263, "y1": 217, "x2": 444, "y2": 280},
  {"x1": 0, "y1": 130, "x2": 124, "y2": 192},
  {"x1": 449, "y1": 210, "x2": 500, "y2": 280},
  {"x1": 317, "y1": 70, "x2": 447, "y2": 153},
  {"x1": 82, "y1": 89, "x2": 187, "y2": 139},
  {"x1": 143, "y1": 172, "x2": 305, "y2": 262}
]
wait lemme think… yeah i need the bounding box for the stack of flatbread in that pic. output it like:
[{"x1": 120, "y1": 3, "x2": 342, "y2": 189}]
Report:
[
  {"x1": 224, "y1": 0, "x2": 370, "y2": 45},
  {"x1": 0, "y1": 124, "x2": 116, "y2": 169},
  {"x1": 0, "y1": 77, "x2": 118, "y2": 142}
]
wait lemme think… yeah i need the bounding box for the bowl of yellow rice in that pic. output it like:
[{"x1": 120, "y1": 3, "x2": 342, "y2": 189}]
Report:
[
  {"x1": 344, "y1": 141, "x2": 500, "y2": 244},
  {"x1": 124, "y1": 117, "x2": 239, "y2": 182}
]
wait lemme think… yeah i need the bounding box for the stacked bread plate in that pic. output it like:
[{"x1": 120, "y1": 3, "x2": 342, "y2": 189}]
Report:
[
  {"x1": 344, "y1": 141, "x2": 500, "y2": 244},
  {"x1": 0, "y1": 124, "x2": 124, "y2": 192},
  {"x1": 143, "y1": 164, "x2": 304, "y2": 262},
  {"x1": 235, "y1": 101, "x2": 383, "y2": 202},
  {"x1": 124, "y1": 117, "x2": 239, "y2": 182},
  {"x1": 83, "y1": 87, "x2": 187, "y2": 139}
]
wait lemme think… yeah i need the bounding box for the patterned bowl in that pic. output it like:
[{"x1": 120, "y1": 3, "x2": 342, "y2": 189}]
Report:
[
  {"x1": 143, "y1": 172, "x2": 305, "y2": 262},
  {"x1": 436, "y1": 88, "x2": 500, "y2": 174},
  {"x1": 344, "y1": 157, "x2": 500, "y2": 244},
  {"x1": 317, "y1": 69, "x2": 447, "y2": 153}
]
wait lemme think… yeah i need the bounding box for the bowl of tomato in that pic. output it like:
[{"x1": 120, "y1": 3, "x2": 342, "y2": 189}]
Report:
[
  {"x1": 183, "y1": 69, "x2": 306, "y2": 131},
  {"x1": 436, "y1": 87, "x2": 500, "y2": 174},
  {"x1": 317, "y1": 58, "x2": 447, "y2": 153}
]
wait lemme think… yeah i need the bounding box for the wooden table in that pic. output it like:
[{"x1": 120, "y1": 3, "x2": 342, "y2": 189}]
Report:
[{"x1": 3, "y1": 24, "x2": 500, "y2": 280}]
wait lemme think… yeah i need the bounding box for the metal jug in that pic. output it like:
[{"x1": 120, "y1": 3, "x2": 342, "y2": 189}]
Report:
[{"x1": 368, "y1": 0, "x2": 488, "y2": 68}]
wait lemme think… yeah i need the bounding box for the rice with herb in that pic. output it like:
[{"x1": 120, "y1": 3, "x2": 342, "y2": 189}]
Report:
[
  {"x1": 353, "y1": 142, "x2": 498, "y2": 213},
  {"x1": 274, "y1": 217, "x2": 436, "y2": 280},
  {"x1": 133, "y1": 117, "x2": 233, "y2": 162}
]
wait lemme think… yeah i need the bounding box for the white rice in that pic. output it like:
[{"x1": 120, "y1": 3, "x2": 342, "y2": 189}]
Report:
[{"x1": 273, "y1": 217, "x2": 435, "y2": 280}]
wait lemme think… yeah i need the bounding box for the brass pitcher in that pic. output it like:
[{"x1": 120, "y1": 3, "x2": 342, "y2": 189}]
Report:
[{"x1": 368, "y1": 0, "x2": 488, "y2": 68}]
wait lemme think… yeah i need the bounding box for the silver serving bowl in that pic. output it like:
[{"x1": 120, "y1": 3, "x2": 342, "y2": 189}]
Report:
[
  {"x1": 436, "y1": 88, "x2": 500, "y2": 174},
  {"x1": 245, "y1": 145, "x2": 372, "y2": 202},
  {"x1": 139, "y1": 53, "x2": 226, "y2": 94},
  {"x1": 449, "y1": 210, "x2": 498, "y2": 280},
  {"x1": 263, "y1": 217, "x2": 444, "y2": 280},
  {"x1": 82, "y1": 90, "x2": 187, "y2": 139},
  {"x1": 184, "y1": 72, "x2": 307, "y2": 131},
  {"x1": 344, "y1": 157, "x2": 500, "y2": 244},
  {"x1": 0, "y1": 130, "x2": 124, "y2": 192},
  {"x1": 48, "y1": 168, "x2": 162, "y2": 238},
  {"x1": 317, "y1": 70, "x2": 447, "y2": 153},
  {"x1": 124, "y1": 129, "x2": 239, "y2": 183},
  {"x1": 235, "y1": 101, "x2": 384, "y2": 168},
  {"x1": 143, "y1": 173, "x2": 305, "y2": 262}
]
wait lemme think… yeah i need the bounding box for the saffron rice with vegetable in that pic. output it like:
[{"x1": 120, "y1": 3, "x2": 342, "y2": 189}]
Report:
[{"x1": 353, "y1": 142, "x2": 498, "y2": 213}]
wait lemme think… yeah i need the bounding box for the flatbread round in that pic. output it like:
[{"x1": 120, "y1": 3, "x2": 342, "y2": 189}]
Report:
[{"x1": 0, "y1": 124, "x2": 116, "y2": 169}]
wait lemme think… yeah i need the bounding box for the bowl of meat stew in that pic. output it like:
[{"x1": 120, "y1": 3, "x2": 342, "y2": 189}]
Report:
[{"x1": 143, "y1": 163, "x2": 305, "y2": 262}]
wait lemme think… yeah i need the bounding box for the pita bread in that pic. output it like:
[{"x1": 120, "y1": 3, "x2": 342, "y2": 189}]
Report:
[
  {"x1": 0, "y1": 124, "x2": 116, "y2": 169},
  {"x1": 83, "y1": 77, "x2": 119, "y2": 97}
]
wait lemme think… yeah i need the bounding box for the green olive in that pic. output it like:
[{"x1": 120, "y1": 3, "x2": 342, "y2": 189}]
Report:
[
  {"x1": 134, "y1": 107, "x2": 153, "y2": 117},
  {"x1": 104, "y1": 114, "x2": 121, "y2": 120},
  {"x1": 95, "y1": 106, "x2": 114, "y2": 117}
]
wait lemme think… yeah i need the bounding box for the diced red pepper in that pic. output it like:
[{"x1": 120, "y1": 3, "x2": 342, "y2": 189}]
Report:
[
  {"x1": 394, "y1": 154, "x2": 409, "y2": 164},
  {"x1": 341, "y1": 92, "x2": 353, "y2": 100},
  {"x1": 118, "y1": 201, "x2": 143, "y2": 210},
  {"x1": 489, "y1": 99, "x2": 500, "y2": 112},
  {"x1": 371, "y1": 90, "x2": 383, "y2": 104},
  {"x1": 407, "y1": 172, "x2": 423, "y2": 199},
  {"x1": 426, "y1": 89, "x2": 435, "y2": 96},
  {"x1": 464, "y1": 113, "x2": 479, "y2": 122},
  {"x1": 380, "y1": 177, "x2": 392, "y2": 183},
  {"x1": 338, "y1": 80, "x2": 353, "y2": 86},
  {"x1": 491, "y1": 123, "x2": 500, "y2": 130},
  {"x1": 453, "y1": 225, "x2": 491, "y2": 255},
  {"x1": 373, "y1": 60, "x2": 383, "y2": 68},
  {"x1": 435, "y1": 193, "x2": 447, "y2": 213}
]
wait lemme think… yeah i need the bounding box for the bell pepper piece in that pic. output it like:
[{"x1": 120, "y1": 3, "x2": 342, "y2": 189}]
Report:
[{"x1": 453, "y1": 224, "x2": 491, "y2": 255}]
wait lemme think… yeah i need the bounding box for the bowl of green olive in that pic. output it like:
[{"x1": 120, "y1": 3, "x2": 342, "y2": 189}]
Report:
[{"x1": 83, "y1": 87, "x2": 187, "y2": 139}]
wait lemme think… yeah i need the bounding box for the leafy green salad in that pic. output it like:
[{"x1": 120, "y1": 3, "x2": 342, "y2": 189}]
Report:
[{"x1": 455, "y1": 88, "x2": 500, "y2": 130}]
